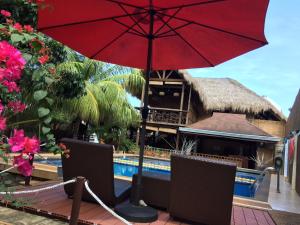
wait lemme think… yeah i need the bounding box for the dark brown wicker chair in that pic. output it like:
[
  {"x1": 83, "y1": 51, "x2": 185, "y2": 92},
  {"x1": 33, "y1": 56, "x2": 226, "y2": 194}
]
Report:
[
  {"x1": 169, "y1": 154, "x2": 236, "y2": 225},
  {"x1": 131, "y1": 171, "x2": 170, "y2": 209},
  {"x1": 60, "y1": 138, "x2": 131, "y2": 207}
]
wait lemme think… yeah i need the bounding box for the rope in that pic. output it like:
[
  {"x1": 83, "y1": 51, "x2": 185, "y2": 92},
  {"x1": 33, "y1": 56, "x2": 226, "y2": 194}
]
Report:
[
  {"x1": 0, "y1": 165, "x2": 17, "y2": 174},
  {"x1": 0, "y1": 179, "x2": 76, "y2": 195},
  {"x1": 84, "y1": 181, "x2": 132, "y2": 225}
]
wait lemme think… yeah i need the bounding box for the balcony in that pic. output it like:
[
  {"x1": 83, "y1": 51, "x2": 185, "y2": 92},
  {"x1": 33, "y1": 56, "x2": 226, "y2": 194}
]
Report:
[{"x1": 137, "y1": 107, "x2": 188, "y2": 126}]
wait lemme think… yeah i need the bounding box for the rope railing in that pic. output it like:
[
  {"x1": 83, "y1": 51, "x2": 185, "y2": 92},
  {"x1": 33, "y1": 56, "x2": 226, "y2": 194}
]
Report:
[
  {"x1": 84, "y1": 181, "x2": 131, "y2": 225},
  {"x1": 0, "y1": 179, "x2": 76, "y2": 195},
  {"x1": 0, "y1": 177, "x2": 131, "y2": 225}
]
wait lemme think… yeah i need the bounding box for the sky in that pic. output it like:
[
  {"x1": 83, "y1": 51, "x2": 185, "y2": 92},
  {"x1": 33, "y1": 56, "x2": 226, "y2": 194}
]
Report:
[{"x1": 129, "y1": 1, "x2": 300, "y2": 117}]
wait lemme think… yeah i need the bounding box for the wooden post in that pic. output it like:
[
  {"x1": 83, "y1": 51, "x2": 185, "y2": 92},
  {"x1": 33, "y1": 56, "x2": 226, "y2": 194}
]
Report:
[
  {"x1": 25, "y1": 154, "x2": 34, "y2": 186},
  {"x1": 179, "y1": 84, "x2": 185, "y2": 124},
  {"x1": 186, "y1": 85, "x2": 192, "y2": 125},
  {"x1": 70, "y1": 176, "x2": 86, "y2": 225},
  {"x1": 175, "y1": 131, "x2": 180, "y2": 151}
]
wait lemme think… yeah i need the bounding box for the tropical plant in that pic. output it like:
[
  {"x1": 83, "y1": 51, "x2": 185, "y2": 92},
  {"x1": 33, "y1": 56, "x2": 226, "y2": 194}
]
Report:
[
  {"x1": 179, "y1": 137, "x2": 197, "y2": 155},
  {"x1": 58, "y1": 59, "x2": 144, "y2": 128}
]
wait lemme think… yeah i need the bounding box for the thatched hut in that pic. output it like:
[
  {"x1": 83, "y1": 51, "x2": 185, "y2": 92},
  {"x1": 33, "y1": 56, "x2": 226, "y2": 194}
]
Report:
[
  {"x1": 138, "y1": 70, "x2": 286, "y2": 168},
  {"x1": 286, "y1": 89, "x2": 300, "y2": 135}
]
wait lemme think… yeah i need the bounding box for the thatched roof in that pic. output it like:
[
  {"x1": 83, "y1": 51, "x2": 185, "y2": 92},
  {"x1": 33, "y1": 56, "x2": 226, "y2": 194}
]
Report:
[{"x1": 179, "y1": 70, "x2": 286, "y2": 120}]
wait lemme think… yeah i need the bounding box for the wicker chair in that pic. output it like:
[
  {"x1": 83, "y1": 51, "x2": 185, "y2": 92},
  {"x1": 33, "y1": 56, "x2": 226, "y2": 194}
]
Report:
[{"x1": 61, "y1": 138, "x2": 131, "y2": 207}]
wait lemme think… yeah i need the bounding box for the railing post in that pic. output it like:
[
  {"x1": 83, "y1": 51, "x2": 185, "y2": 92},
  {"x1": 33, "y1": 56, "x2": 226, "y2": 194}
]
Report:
[
  {"x1": 70, "y1": 176, "x2": 86, "y2": 225},
  {"x1": 25, "y1": 154, "x2": 34, "y2": 186}
]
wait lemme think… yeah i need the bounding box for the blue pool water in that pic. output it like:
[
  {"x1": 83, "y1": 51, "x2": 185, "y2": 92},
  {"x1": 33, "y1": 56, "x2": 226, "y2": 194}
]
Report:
[{"x1": 36, "y1": 156, "x2": 258, "y2": 198}]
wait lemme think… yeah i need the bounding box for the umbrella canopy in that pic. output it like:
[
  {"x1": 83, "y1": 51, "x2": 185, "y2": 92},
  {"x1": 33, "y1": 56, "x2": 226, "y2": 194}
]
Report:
[
  {"x1": 38, "y1": 0, "x2": 269, "y2": 222},
  {"x1": 38, "y1": 0, "x2": 269, "y2": 70}
]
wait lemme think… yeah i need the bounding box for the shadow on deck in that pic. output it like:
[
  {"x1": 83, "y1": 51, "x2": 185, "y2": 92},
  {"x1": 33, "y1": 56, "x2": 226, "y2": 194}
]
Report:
[{"x1": 0, "y1": 181, "x2": 276, "y2": 225}]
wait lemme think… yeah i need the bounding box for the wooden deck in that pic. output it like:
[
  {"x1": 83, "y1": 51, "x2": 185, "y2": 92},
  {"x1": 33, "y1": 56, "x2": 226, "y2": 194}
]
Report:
[{"x1": 1, "y1": 181, "x2": 276, "y2": 225}]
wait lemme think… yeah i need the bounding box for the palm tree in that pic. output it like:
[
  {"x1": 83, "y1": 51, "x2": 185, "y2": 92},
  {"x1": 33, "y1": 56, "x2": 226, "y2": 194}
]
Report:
[{"x1": 57, "y1": 59, "x2": 144, "y2": 130}]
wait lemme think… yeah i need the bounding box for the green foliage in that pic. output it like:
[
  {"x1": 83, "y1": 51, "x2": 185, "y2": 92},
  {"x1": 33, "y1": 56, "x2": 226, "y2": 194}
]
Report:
[{"x1": 0, "y1": 0, "x2": 37, "y2": 27}]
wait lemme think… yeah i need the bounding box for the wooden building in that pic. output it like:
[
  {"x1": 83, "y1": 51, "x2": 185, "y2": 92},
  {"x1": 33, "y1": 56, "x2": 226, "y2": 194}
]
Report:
[
  {"x1": 285, "y1": 89, "x2": 300, "y2": 194},
  {"x1": 286, "y1": 89, "x2": 300, "y2": 135},
  {"x1": 138, "y1": 70, "x2": 286, "y2": 168}
]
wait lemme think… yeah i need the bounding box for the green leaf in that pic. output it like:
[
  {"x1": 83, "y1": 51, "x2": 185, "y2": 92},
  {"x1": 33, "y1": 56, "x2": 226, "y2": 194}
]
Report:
[
  {"x1": 38, "y1": 107, "x2": 50, "y2": 118},
  {"x1": 10, "y1": 33, "x2": 24, "y2": 43},
  {"x1": 42, "y1": 126, "x2": 51, "y2": 134},
  {"x1": 46, "y1": 134, "x2": 55, "y2": 140},
  {"x1": 22, "y1": 53, "x2": 32, "y2": 61},
  {"x1": 45, "y1": 97, "x2": 54, "y2": 105},
  {"x1": 45, "y1": 77, "x2": 54, "y2": 85},
  {"x1": 34, "y1": 90, "x2": 48, "y2": 102},
  {"x1": 23, "y1": 33, "x2": 34, "y2": 42},
  {"x1": 32, "y1": 70, "x2": 43, "y2": 81},
  {"x1": 44, "y1": 117, "x2": 52, "y2": 124}
]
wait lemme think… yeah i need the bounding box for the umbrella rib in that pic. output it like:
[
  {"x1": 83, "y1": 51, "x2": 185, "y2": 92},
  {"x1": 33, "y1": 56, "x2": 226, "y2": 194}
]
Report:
[
  {"x1": 155, "y1": 14, "x2": 215, "y2": 67},
  {"x1": 156, "y1": 22, "x2": 193, "y2": 38},
  {"x1": 38, "y1": 11, "x2": 147, "y2": 31},
  {"x1": 157, "y1": 11, "x2": 267, "y2": 44},
  {"x1": 154, "y1": 7, "x2": 182, "y2": 36},
  {"x1": 112, "y1": 18, "x2": 146, "y2": 37},
  {"x1": 90, "y1": 13, "x2": 149, "y2": 59},
  {"x1": 156, "y1": 0, "x2": 226, "y2": 11},
  {"x1": 106, "y1": 0, "x2": 146, "y2": 10},
  {"x1": 117, "y1": 3, "x2": 148, "y2": 35}
]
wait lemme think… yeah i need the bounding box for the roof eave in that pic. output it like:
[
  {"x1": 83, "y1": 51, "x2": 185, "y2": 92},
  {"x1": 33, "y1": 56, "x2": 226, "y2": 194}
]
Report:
[{"x1": 178, "y1": 127, "x2": 281, "y2": 143}]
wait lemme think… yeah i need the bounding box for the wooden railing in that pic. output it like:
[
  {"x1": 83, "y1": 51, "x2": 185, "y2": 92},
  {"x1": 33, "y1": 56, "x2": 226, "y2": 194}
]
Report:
[
  {"x1": 144, "y1": 146, "x2": 243, "y2": 167},
  {"x1": 137, "y1": 107, "x2": 188, "y2": 125}
]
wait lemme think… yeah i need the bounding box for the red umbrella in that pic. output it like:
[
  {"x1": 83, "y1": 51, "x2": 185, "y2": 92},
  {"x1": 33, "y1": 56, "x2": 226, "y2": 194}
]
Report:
[
  {"x1": 38, "y1": 0, "x2": 269, "y2": 222},
  {"x1": 38, "y1": 0, "x2": 268, "y2": 70}
]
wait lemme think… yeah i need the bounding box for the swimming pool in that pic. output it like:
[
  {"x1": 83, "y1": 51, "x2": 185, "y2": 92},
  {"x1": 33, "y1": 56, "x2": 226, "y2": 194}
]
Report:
[{"x1": 36, "y1": 156, "x2": 258, "y2": 198}]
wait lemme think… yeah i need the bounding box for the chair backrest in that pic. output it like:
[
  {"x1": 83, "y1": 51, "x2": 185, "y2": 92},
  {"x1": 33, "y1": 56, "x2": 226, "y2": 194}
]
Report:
[
  {"x1": 60, "y1": 138, "x2": 116, "y2": 206},
  {"x1": 169, "y1": 154, "x2": 236, "y2": 225}
]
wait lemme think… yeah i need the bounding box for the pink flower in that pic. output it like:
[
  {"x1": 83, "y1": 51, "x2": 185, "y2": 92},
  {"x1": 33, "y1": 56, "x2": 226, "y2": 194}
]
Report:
[
  {"x1": 38, "y1": 55, "x2": 49, "y2": 64},
  {"x1": 23, "y1": 136, "x2": 40, "y2": 154},
  {"x1": 0, "y1": 10, "x2": 11, "y2": 17},
  {"x1": 8, "y1": 101, "x2": 26, "y2": 113},
  {"x1": 24, "y1": 25, "x2": 33, "y2": 33},
  {"x1": 1, "y1": 80, "x2": 20, "y2": 93},
  {"x1": 13, "y1": 155, "x2": 33, "y2": 176},
  {"x1": 8, "y1": 129, "x2": 25, "y2": 152},
  {"x1": 0, "y1": 116, "x2": 6, "y2": 131},
  {"x1": 0, "y1": 41, "x2": 26, "y2": 81},
  {"x1": 13, "y1": 23, "x2": 23, "y2": 32}
]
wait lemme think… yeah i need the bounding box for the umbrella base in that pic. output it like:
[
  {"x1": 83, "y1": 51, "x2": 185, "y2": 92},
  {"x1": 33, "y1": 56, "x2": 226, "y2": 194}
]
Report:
[{"x1": 114, "y1": 202, "x2": 158, "y2": 223}]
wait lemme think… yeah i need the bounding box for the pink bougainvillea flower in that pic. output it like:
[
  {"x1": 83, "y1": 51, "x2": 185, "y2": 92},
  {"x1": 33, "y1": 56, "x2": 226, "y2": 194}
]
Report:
[
  {"x1": 24, "y1": 25, "x2": 33, "y2": 33},
  {"x1": 8, "y1": 129, "x2": 25, "y2": 152},
  {"x1": 1, "y1": 80, "x2": 20, "y2": 93},
  {"x1": 38, "y1": 55, "x2": 49, "y2": 64},
  {"x1": 0, "y1": 116, "x2": 6, "y2": 131},
  {"x1": 0, "y1": 41, "x2": 26, "y2": 81},
  {"x1": 7, "y1": 101, "x2": 26, "y2": 113},
  {"x1": 13, "y1": 23, "x2": 23, "y2": 32},
  {"x1": 13, "y1": 155, "x2": 33, "y2": 176},
  {"x1": 23, "y1": 136, "x2": 40, "y2": 154},
  {"x1": 0, "y1": 10, "x2": 11, "y2": 17}
]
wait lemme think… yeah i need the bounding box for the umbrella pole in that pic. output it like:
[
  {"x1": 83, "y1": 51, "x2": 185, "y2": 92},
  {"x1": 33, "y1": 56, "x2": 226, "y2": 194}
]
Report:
[
  {"x1": 134, "y1": 25, "x2": 153, "y2": 208},
  {"x1": 114, "y1": 5, "x2": 158, "y2": 223}
]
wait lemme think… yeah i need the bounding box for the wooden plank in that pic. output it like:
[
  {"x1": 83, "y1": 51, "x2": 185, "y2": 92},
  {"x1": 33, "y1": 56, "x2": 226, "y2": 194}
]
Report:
[
  {"x1": 242, "y1": 207, "x2": 258, "y2": 225},
  {"x1": 233, "y1": 206, "x2": 247, "y2": 225},
  {"x1": 149, "y1": 211, "x2": 170, "y2": 225},
  {"x1": 252, "y1": 209, "x2": 269, "y2": 225},
  {"x1": 263, "y1": 211, "x2": 276, "y2": 225},
  {"x1": 231, "y1": 207, "x2": 235, "y2": 225}
]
